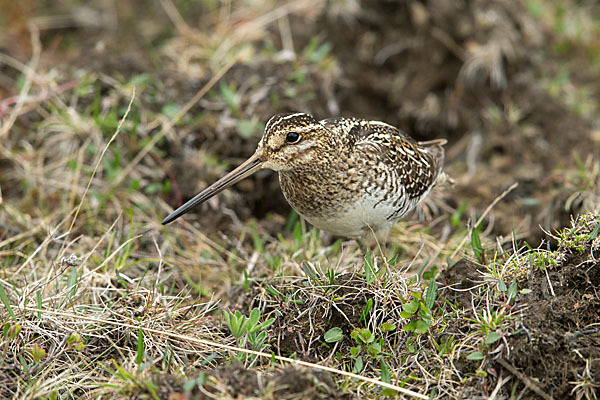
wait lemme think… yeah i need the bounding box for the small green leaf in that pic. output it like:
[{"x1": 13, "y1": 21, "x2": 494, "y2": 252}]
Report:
[
  {"x1": 422, "y1": 265, "x2": 438, "y2": 280},
  {"x1": 255, "y1": 318, "x2": 275, "y2": 332},
  {"x1": 418, "y1": 306, "x2": 432, "y2": 323},
  {"x1": 129, "y1": 73, "x2": 152, "y2": 86},
  {"x1": 354, "y1": 328, "x2": 374, "y2": 344},
  {"x1": 485, "y1": 332, "x2": 501, "y2": 344},
  {"x1": 129, "y1": 179, "x2": 140, "y2": 191},
  {"x1": 144, "y1": 183, "x2": 162, "y2": 195},
  {"x1": 404, "y1": 320, "x2": 417, "y2": 332},
  {"x1": 350, "y1": 346, "x2": 361, "y2": 357},
  {"x1": 249, "y1": 308, "x2": 260, "y2": 328},
  {"x1": 497, "y1": 279, "x2": 507, "y2": 292},
  {"x1": 30, "y1": 343, "x2": 46, "y2": 363},
  {"x1": 402, "y1": 301, "x2": 418, "y2": 315},
  {"x1": 380, "y1": 322, "x2": 396, "y2": 332},
  {"x1": 527, "y1": 0, "x2": 543, "y2": 17},
  {"x1": 239, "y1": 318, "x2": 251, "y2": 337},
  {"x1": 367, "y1": 342, "x2": 381, "y2": 356},
  {"x1": 520, "y1": 288, "x2": 532, "y2": 294},
  {"x1": 219, "y1": 81, "x2": 239, "y2": 115},
  {"x1": 8, "y1": 324, "x2": 21, "y2": 340},
  {"x1": 66, "y1": 159, "x2": 78, "y2": 170},
  {"x1": 292, "y1": 221, "x2": 303, "y2": 246},
  {"x1": 352, "y1": 356, "x2": 364, "y2": 373},
  {"x1": 67, "y1": 333, "x2": 80, "y2": 345},
  {"x1": 66, "y1": 268, "x2": 79, "y2": 302},
  {"x1": 415, "y1": 319, "x2": 429, "y2": 334},
  {"x1": 324, "y1": 327, "x2": 343, "y2": 343},
  {"x1": 467, "y1": 351, "x2": 485, "y2": 360},
  {"x1": 36, "y1": 291, "x2": 42, "y2": 320},
  {"x1": 307, "y1": 42, "x2": 332, "y2": 63},
  {"x1": 183, "y1": 378, "x2": 198, "y2": 392},
  {"x1": 451, "y1": 201, "x2": 468, "y2": 227},
  {"x1": 425, "y1": 279, "x2": 438, "y2": 310},
  {"x1": 380, "y1": 359, "x2": 391, "y2": 383},
  {"x1": 223, "y1": 311, "x2": 232, "y2": 330}
]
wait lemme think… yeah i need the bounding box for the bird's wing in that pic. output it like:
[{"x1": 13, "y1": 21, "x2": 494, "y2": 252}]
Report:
[
  {"x1": 320, "y1": 117, "x2": 410, "y2": 142},
  {"x1": 322, "y1": 118, "x2": 443, "y2": 198}
]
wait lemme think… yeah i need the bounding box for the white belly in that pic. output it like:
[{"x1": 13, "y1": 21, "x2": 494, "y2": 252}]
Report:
[
  {"x1": 299, "y1": 193, "x2": 401, "y2": 239},
  {"x1": 279, "y1": 166, "x2": 432, "y2": 240}
]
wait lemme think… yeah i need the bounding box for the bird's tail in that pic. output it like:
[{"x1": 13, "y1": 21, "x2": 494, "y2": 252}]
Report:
[
  {"x1": 433, "y1": 171, "x2": 455, "y2": 186},
  {"x1": 417, "y1": 139, "x2": 453, "y2": 187}
]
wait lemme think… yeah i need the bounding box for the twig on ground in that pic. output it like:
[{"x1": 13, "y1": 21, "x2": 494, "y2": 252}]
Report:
[{"x1": 497, "y1": 357, "x2": 553, "y2": 400}]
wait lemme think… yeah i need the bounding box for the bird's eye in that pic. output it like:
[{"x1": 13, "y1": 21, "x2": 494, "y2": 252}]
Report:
[{"x1": 286, "y1": 131, "x2": 301, "y2": 144}]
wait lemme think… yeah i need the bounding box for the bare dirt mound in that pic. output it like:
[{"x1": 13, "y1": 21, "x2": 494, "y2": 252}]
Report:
[
  {"x1": 441, "y1": 214, "x2": 600, "y2": 399},
  {"x1": 186, "y1": 363, "x2": 348, "y2": 400},
  {"x1": 506, "y1": 215, "x2": 600, "y2": 398}
]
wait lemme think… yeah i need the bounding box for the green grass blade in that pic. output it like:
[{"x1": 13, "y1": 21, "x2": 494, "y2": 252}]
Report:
[
  {"x1": 137, "y1": 328, "x2": 144, "y2": 366},
  {"x1": 36, "y1": 290, "x2": 42, "y2": 320},
  {"x1": 0, "y1": 284, "x2": 16, "y2": 321}
]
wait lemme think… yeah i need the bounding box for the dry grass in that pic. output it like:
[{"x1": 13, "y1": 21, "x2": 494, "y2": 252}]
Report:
[{"x1": 1, "y1": 0, "x2": 599, "y2": 399}]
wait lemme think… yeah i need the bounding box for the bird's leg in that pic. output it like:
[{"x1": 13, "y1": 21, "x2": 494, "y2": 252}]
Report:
[
  {"x1": 374, "y1": 229, "x2": 390, "y2": 257},
  {"x1": 357, "y1": 228, "x2": 388, "y2": 256},
  {"x1": 357, "y1": 238, "x2": 368, "y2": 254}
]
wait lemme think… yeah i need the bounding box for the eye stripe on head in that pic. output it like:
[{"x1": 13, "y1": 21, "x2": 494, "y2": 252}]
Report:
[
  {"x1": 266, "y1": 113, "x2": 308, "y2": 131},
  {"x1": 265, "y1": 112, "x2": 318, "y2": 133}
]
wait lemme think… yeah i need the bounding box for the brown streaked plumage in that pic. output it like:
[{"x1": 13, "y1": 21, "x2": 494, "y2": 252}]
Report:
[{"x1": 162, "y1": 112, "x2": 449, "y2": 244}]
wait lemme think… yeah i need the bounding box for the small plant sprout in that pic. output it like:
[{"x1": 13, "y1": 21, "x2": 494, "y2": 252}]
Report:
[
  {"x1": 401, "y1": 279, "x2": 438, "y2": 335},
  {"x1": 30, "y1": 343, "x2": 46, "y2": 363},
  {"x1": 67, "y1": 332, "x2": 84, "y2": 351},
  {"x1": 3, "y1": 323, "x2": 21, "y2": 340},
  {"x1": 223, "y1": 308, "x2": 275, "y2": 352},
  {"x1": 471, "y1": 227, "x2": 485, "y2": 263}
]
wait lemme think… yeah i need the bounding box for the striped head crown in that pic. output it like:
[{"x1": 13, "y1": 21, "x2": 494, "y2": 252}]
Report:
[{"x1": 258, "y1": 112, "x2": 333, "y2": 171}]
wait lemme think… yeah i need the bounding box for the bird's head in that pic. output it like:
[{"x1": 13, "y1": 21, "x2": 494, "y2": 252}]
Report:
[
  {"x1": 162, "y1": 112, "x2": 332, "y2": 224},
  {"x1": 257, "y1": 112, "x2": 332, "y2": 172}
]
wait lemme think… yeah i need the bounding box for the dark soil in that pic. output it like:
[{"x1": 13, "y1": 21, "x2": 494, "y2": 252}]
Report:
[
  {"x1": 441, "y1": 216, "x2": 600, "y2": 399},
  {"x1": 229, "y1": 273, "x2": 373, "y2": 358},
  {"x1": 439, "y1": 259, "x2": 487, "y2": 307},
  {"x1": 191, "y1": 363, "x2": 350, "y2": 399},
  {"x1": 506, "y1": 237, "x2": 600, "y2": 398}
]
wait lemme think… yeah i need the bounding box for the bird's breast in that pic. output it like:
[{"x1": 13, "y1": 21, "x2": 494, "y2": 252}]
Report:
[
  {"x1": 278, "y1": 167, "x2": 414, "y2": 238},
  {"x1": 278, "y1": 168, "x2": 358, "y2": 219}
]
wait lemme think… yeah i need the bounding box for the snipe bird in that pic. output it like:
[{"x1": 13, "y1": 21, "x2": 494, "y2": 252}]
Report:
[{"x1": 162, "y1": 113, "x2": 448, "y2": 245}]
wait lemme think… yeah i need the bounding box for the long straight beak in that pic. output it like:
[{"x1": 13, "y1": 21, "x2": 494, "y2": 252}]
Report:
[{"x1": 162, "y1": 152, "x2": 264, "y2": 225}]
